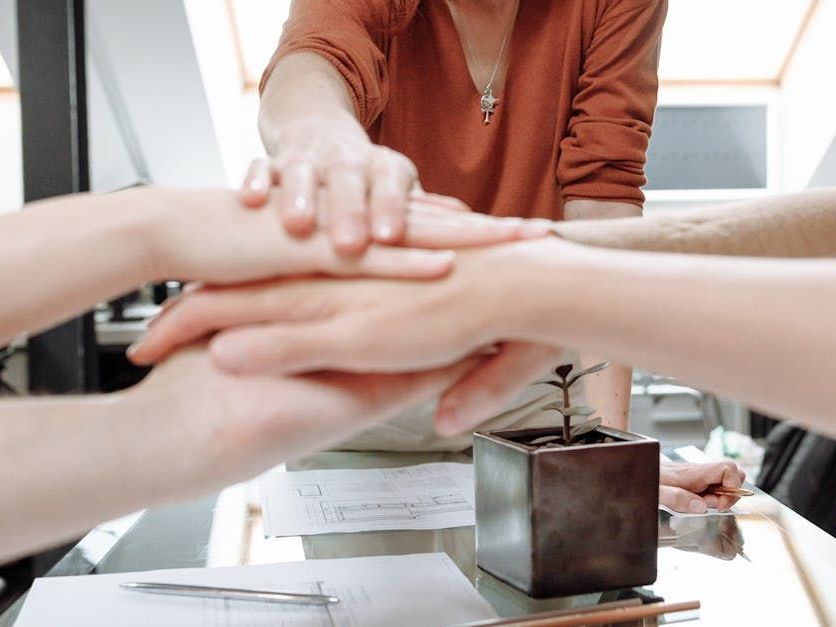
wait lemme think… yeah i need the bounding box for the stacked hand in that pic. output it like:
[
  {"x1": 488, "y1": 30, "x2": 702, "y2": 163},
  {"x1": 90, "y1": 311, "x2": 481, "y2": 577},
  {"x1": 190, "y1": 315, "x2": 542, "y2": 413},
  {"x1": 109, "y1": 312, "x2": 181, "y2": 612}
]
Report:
[
  {"x1": 131, "y1": 180, "x2": 557, "y2": 479},
  {"x1": 135, "y1": 220, "x2": 748, "y2": 512}
]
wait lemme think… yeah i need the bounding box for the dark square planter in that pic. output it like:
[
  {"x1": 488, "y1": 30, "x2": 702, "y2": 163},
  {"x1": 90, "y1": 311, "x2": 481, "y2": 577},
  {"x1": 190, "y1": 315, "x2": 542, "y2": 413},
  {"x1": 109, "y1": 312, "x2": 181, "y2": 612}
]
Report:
[{"x1": 474, "y1": 426, "x2": 659, "y2": 598}]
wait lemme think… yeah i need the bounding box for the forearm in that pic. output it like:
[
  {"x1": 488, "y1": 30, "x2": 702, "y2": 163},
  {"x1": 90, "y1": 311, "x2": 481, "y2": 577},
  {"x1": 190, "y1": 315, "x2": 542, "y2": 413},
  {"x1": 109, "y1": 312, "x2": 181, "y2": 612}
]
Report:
[
  {"x1": 582, "y1": 357, "x2": 631, "y2": 430},
  {"x1": 564, "y1": 200, "x2": 640, "y2": 429},
  {"x1": 555, "y1": 188, "x2": 836, "y2": 258},
  {"x1": 258, "y1": 52, "x2": 365, "y2": 154},
  {"x1": 0, "y1": 393, "x2": 206, "y2": 563},
  {"x1": 513, "y1": 241, "x2": 836, "y2": 437},
  {"x1": 0, "y1": 189, "x2": 163, "y2": 344}
]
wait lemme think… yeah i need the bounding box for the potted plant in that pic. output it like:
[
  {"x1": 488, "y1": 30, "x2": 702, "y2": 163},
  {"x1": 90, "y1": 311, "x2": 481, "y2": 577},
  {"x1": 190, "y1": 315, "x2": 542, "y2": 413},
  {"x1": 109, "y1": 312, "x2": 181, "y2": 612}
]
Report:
[{"x1": 474, "y1": 362, "x2": 659, "y2": 598}]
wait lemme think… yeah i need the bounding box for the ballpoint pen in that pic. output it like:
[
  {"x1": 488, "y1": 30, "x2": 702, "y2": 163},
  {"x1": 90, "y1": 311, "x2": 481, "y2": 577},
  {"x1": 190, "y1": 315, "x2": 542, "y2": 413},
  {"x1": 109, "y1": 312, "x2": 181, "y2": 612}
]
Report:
[
  {"x1": 120, "y1": 582, "x2": 340, "y2": 605},
  {"x1": 705, "y1": 486, "x2": 754, "y2": 497}
]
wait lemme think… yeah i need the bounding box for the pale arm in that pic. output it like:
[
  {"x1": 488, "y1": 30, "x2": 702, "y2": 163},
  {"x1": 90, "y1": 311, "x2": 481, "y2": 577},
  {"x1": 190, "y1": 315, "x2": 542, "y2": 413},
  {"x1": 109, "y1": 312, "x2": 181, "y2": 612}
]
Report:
[
  {"x1": 252, "y1": 52, "x2": 418, "y2": 249},
  {"x1": 258, "y1": 52, "x2": 360, "y2": 155},
  {"x1": 554, "y1": 188, "x2": 836, "y2": 258},
  {"x1": 0, "y1": 191, "x2": 159, "y2": 344},
  {"x1": 0, "y1": 391, "x2": 198, "y2": 563},
  {"x1": 4, "y1": 186, "x2": 532, "y2": 347},
  {"x1": 564, "y1": 199, "x2": 641, "y2": 429},
  {"x1": 0, "y1": 348, "x2": 476, "y2": 564},
  {"x1": 515, "y1": 241, "x2": 836, "y2": 439}
]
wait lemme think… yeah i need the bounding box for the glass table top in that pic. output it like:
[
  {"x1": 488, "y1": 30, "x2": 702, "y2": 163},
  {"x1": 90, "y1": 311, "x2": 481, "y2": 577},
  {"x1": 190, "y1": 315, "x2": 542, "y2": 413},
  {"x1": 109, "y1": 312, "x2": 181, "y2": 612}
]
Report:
[{"x1": 1, "y1": 450, "x2": 834, "y2": 626}]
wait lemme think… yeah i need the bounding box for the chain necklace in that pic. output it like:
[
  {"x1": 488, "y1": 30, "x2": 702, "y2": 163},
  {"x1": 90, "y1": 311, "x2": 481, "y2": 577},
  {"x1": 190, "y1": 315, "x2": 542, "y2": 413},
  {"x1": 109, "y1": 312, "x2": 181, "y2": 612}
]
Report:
[{"x1": 450, "y1": 1, "x2": 519, "y2": 125}]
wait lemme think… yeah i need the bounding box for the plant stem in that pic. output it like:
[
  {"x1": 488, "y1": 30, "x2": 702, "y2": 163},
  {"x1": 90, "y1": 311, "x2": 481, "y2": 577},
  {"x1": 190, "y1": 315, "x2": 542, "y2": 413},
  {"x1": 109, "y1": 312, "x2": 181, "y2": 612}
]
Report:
[{"x1": 562, "y1": 386, "x2": 571, "y2": 443}]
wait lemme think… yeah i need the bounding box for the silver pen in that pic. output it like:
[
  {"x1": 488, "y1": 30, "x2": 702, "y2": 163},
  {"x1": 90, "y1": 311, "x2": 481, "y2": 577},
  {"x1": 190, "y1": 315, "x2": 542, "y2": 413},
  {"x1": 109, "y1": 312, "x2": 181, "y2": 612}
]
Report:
[{"x1": 120, "y1": 582, "x2": 339, "y2": 605}]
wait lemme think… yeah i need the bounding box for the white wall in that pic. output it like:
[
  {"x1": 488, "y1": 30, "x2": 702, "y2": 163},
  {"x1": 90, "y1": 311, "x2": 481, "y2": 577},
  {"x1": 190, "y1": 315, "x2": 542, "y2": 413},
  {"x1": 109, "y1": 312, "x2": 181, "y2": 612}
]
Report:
[
  {"x1": 0, "y1": 0, "x2": 21, "y2": 214},
  {"x1": 781, "y1": 0, "x2": 836, "y2": 190},
  {"x1": 86, "y1": 0, "x2": 228, "y2": 188},
  {"x1": 0, "y1": 93, "x2": 21, "y2": 214},
  {"x1": 183, "y1": 0, "x2": 263, "y2": 186}
]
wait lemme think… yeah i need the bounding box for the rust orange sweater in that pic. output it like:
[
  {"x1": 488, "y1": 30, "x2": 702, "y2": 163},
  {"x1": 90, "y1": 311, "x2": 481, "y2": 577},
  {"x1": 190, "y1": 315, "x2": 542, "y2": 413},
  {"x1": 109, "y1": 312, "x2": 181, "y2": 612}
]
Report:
[{"x1": 262, "y1": 0, "x2": 667, "y2": 220}]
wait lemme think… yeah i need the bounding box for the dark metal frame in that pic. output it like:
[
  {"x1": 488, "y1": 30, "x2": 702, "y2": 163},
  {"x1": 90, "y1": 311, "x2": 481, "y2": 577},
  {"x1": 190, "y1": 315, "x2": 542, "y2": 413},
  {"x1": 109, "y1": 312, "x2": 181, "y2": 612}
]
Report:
[{"x1": 17, "y1": 0, "x2": 99, "y2": 394}]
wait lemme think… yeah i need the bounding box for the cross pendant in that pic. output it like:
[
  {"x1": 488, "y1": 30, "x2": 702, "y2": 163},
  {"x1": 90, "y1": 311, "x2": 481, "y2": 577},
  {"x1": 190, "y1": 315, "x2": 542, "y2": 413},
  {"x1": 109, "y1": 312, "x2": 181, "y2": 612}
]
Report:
[{"x1": 480, "y1": 87, "x2": 499, "y2": 125}]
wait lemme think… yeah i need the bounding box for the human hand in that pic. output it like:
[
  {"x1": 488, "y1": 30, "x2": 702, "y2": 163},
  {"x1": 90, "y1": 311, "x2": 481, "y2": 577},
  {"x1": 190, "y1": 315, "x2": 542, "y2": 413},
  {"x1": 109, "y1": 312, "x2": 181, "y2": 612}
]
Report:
[
  {"x1": 434, "y1": 343, "x2": 567, "y2": 436},
  {"x1": 149, "y1": 187, "x2": 549, "y2": 284},
  {"x1": 659, "y1": 460, "x2": 747, "y2": 514},
  {"x1": 660, "y1": 514, "x2": 745, "y2": 561},
  {"x1": 127, "y1": 240, "x2": 552, "y2": 369},
  {"x1": 129, "y1": 346, "x2": 482, "y2": 495},
  {"x1": 240, "y1": 115, "x2": 420, "y2": 254}
]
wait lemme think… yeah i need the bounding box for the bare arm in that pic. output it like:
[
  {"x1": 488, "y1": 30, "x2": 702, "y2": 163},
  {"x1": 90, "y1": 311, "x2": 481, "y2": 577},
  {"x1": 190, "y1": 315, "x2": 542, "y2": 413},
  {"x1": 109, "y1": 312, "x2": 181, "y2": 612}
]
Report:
[
  {"x1": 258, "y1": 53, "x2": 360, "y2": 155},
  {"x1": 0, "y1": 348, "x2": 475, "y2": 563},
  {"x1": 3, "y1": 187, "x2": 539, "y2": 347},
  {"x1": 564, "y1": 199, "x2": 641, "y2": 429},
  {"x1": 555, "y1": 188, "x2": 836, "y2": 258},
  {"x1": 0, "y1": 191, "x2": 160, "y2": 344},
  {"x1": 515, "y1": 241, "x2": 836, "y2": 438},
  {"x1": 145, "y1": 237, "x2": 836, "y2": 439},
  {"x1": 250, "y1": 48, "x2": 419, "y2": 250}
]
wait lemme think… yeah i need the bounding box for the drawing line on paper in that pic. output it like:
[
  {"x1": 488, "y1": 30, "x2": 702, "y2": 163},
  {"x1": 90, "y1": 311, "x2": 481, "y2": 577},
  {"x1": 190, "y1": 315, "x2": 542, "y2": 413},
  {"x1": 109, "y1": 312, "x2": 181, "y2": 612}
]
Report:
[
  {"x1": 209, "y1": 580, "x2": 337, "y2": 627},
  {"x1": 307, "y1": 494, "x2": 471, "y2": 525}
]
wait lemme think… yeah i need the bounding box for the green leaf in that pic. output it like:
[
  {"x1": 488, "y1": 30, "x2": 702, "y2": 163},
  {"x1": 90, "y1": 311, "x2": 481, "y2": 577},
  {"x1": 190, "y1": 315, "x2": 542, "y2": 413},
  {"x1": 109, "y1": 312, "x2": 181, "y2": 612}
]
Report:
[
  {"x1": 553, "y1": 364, "x2": 574, "y2": 380},
  {"x1": 534, "y1": 379, "x2": 566, "y2": 389},
  {"x1": 570, "y1": 417, "x2": 602, "y2": 440},
  {"x1": 566, "y1": 362, "x2": 611, "y2": 387},
  {"x1": 542, "y1": 404, "x2": 596, "y2": 418}
]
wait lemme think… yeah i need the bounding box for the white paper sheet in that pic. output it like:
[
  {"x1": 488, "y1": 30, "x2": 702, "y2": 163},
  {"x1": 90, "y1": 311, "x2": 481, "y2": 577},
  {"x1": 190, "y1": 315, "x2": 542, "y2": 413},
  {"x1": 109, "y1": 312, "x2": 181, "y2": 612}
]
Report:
[
  {"x1": 14, "y1": 553, "x2": 497, "y2": 627},
  {"x1": 260, "y1": 463, "x2": 476, "y2": 536}
]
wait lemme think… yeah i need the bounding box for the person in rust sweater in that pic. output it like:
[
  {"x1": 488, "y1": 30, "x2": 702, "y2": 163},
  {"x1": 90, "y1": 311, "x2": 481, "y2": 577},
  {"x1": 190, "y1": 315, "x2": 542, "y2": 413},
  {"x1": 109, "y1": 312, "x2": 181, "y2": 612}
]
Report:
[{"x1": 240, "y1": 0, "x2": 668, "y2": 449}]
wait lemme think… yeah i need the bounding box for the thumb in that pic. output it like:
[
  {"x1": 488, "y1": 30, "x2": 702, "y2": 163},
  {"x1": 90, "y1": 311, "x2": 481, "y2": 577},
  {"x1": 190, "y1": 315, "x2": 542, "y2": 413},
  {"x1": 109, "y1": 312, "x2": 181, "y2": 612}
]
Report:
[
  {"x1": 240, "y1": 158, "x2": 272, "y2": 208},
  {"x1": 435, "y1": 343, "x2": 562, "y2": 436},
  {"x1": 660, "y1": 485, "x2": 709, "y2": 514},
  {"x1": 210, "y1": 319, "x2": 363, "y2": 375}
]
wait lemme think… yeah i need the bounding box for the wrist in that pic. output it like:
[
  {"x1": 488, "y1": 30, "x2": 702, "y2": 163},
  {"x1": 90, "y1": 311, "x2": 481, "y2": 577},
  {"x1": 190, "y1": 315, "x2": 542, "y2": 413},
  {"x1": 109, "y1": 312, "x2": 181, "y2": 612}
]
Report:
[
  {"x1": 488, "y1": 238, "x2": 605, "y2": 343},
  {"x1": 261, "y1": 109, "x2": 368, "y2": 156},
  {"x1": 122, "y1": 370, "x2": 223, "y2": 500},
  {"x1": 100, "y1": 187, "x2": 171, "y2": 284},
  {"x1": 138, "y1": 186, "x2": 195, "y2": 282}
]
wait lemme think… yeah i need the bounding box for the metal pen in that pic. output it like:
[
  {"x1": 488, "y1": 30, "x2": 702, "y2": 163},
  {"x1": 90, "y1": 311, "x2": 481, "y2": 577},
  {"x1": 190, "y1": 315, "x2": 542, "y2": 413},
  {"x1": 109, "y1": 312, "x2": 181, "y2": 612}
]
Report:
[{"x1": 120, "y1": 582, "x2": 339, "y2": 605}]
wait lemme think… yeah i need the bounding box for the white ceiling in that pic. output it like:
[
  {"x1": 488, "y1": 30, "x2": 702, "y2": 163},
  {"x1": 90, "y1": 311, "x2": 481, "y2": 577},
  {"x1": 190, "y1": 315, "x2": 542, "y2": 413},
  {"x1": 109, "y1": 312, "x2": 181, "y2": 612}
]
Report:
[
  {"x1": 0, "y1": 53, "x2": 12, "y2": 88},
  {"x1": 229, "y1": 0, "x2": 818, "y2": 88},
  {"x1": 0, "y1": 0, "x2": 822, "y2": 90},
  {"x1": 230, "y1": 0, "x2": 291, "y2": 85},
  {"x1": 659, "y1": 0, "x2": 816, "y2": 82}
]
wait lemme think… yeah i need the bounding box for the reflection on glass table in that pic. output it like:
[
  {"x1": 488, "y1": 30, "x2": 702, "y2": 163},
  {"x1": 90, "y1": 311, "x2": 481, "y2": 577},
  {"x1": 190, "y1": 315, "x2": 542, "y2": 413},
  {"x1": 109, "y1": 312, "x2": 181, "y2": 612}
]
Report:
[{"x1": 1, "y1": 450, "x2": 834, "y2": 626}]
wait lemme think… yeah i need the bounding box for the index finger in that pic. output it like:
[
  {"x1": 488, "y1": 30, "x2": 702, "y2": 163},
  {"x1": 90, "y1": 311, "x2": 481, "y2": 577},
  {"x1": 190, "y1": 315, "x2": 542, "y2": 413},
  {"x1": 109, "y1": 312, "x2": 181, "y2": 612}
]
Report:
[{"x1": 240, "y1": 158, "x2": 273, "y2": 208}]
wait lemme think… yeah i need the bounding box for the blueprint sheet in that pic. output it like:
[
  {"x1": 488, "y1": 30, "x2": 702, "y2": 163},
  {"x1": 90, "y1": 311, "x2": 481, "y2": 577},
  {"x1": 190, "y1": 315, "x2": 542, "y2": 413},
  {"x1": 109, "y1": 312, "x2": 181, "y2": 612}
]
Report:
[
  {"x1": 14, "y1": 553, "x2": 496, "y2": 627},
  {"x1": 260, "y1": 463, "x2": 475, "y2": 536}
]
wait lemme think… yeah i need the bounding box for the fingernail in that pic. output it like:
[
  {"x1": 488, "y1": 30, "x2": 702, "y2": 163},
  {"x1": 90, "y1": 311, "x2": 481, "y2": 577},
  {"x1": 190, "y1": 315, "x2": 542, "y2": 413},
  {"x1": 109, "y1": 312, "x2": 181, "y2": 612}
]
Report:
[
  {"x1": 249, "y1": 178, "x2": 267, "y2": 193},
  {"x1": 435, "y1": 405, "x2": 460, "y2": 436},
  {"x1": 423, "y1": 250, "x2": 456, "y2": 269},
  {"x1": 688, "y1": 499, "x2": 708, "y2": 514},
  {"x1": 375, "y1": 222, "x2": 394, "y2": 241},
  {"x1": 291, "y1": 195, "x2": 309, "y2": 216},
  {"x1": 518, "y1": 219, "x2": 554, "y2": 239},
  {"x1": 126, "y1": 343, "x2": 143, "y2": 364}
]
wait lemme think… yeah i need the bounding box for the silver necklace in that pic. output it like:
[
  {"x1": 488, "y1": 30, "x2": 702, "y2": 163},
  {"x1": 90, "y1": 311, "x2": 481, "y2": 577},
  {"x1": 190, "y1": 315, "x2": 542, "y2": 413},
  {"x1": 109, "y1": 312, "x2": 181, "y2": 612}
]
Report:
[{"x1": 451, "y1": 2, "x2": 519, "y2": 125}]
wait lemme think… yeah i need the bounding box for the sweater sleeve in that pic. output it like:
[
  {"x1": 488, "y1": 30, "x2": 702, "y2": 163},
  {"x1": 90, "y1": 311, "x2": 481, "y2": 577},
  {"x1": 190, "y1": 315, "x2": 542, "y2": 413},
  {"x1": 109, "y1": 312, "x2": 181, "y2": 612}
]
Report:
[
  {"x1": 557, "y1": 0, "x2": 667, "y2": 206},
  {"x1": 552, "y1": 188, "x2": 836, "y2": 259},
  {"x1": 259, "y1": 0, "x2": 413, "y2": 128}
]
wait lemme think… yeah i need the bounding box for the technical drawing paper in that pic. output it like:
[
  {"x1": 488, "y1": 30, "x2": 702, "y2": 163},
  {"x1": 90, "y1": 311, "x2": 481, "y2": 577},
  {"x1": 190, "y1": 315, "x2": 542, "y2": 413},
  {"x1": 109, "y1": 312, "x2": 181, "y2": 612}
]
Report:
[
  {"x1": 260, "y1": 463, "x2": 475, "y2": 536},
  {"x1": 14, "y1": 553, "x2": 497, "y2": 627}
]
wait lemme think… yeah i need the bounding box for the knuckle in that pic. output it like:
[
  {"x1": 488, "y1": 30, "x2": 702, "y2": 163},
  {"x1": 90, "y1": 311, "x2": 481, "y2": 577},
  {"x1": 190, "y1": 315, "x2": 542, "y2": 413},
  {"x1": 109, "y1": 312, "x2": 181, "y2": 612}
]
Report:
[{"x1": 326, "y1": 155, "x2": 366, "y2": 175}]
